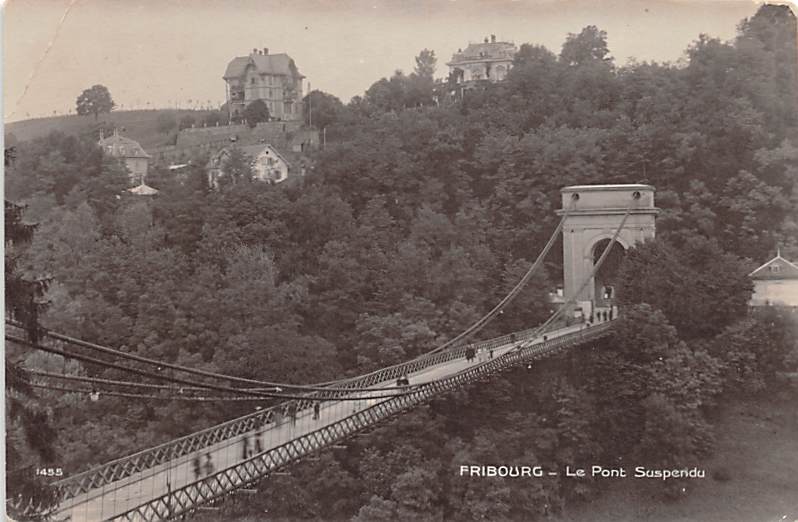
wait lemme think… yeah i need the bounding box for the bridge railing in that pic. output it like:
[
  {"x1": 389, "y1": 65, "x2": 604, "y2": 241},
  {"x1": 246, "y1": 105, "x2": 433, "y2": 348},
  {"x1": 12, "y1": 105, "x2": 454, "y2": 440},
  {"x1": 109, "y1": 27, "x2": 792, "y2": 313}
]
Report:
[
  {"x1": 50, "y1": 323, "x2": 550, "y2": 501},
  {"x1": 110, "y1": 321, "x2": 613, "y2": 521}
]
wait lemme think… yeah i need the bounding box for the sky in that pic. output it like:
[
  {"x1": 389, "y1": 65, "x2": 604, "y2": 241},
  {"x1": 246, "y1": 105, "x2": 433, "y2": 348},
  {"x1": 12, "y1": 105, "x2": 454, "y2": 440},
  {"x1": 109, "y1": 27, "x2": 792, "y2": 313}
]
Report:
[{"x1": 2, "y1": 0, "x2": 773, "y2": 122}]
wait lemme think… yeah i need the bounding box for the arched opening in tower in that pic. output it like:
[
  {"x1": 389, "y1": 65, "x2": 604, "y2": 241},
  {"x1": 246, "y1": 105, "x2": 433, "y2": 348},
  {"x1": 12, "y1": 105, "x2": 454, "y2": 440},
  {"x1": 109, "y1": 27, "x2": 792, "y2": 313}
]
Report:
[{"x1": 592, "y1": 238, "x2": 626, "y2": 308}]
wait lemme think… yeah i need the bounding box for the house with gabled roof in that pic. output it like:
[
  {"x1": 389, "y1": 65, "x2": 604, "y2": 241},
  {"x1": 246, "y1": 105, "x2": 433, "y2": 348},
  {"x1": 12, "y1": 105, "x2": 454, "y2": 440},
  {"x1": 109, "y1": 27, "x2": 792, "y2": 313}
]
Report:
[
  {"x1": 98, "y1": 129, "x2": 150, "y2": 185},
  {"x1": 223, "y1": 48, "x2": 305, "y2": 123},
  {"x1": 207, "y1": 143, "x2": 292, "y2": 189},
  {"x1": 749, "y1": 250, "x2": 798, "y2": 307}
]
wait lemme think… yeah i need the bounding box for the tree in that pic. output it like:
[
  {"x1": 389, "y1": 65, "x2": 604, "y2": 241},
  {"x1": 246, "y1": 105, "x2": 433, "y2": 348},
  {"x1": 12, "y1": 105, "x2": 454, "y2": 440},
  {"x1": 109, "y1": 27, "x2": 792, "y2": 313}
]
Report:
[
  {"x1": 560, "y1": 26, "x2": 613, "y2": 66},
  {"x1": 219, "y1": 147, "x2": 254, "y2": 185},
  {"x1": 75, "y1": 84, "x2": 115, "y2": 120},
  {"x1": 303, "y1": 90, "x2": 344, "y2": 129},
  {"x1": 5, "y1": 201, "x2": 61, "y2": 520},
  {"x1": 492, "y1": 259, "x2": 552, "y2": 334},
  {"x1": 735, "y1": 4, "x2": 798, "y2": 134},
  {"x1": 65, "y1": 155, "x2": 130, "y2": 225},
  {"x1": 709, "y1": 307, "x2": 798, "y2": 394},
  {"x1": 581, "y1": 305, "x2": 722, "y2": 479},
  {"x1": 414, "y1": 48, "x2": 437, "y2": 78},
  {"x1": 616, "y1": 237, "x2": 752, "y2": 339},
  {"x1": 353, "y1": 496, "x2": 397, "y2": 522},
  {"x1": 364, "y1": 71, "x2": 410, "y2": 112},
  {"x1": 243, "y1": 99, "x2": 270, "y2": 128}
]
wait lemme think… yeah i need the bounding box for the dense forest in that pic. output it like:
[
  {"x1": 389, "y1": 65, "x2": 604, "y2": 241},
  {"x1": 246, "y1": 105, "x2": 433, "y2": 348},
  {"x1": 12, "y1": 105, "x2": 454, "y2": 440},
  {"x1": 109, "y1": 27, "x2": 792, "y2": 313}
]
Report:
[{"x1": 5, "y1": 5, "x2": 798, "y2": 520}]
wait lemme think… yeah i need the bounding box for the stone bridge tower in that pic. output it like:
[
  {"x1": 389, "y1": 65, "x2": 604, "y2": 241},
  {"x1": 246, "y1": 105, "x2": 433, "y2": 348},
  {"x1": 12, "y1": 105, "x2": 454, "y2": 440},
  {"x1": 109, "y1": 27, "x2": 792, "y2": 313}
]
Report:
[{"x1": 557, "y1": 184, "x2": 658, "y2": 317}]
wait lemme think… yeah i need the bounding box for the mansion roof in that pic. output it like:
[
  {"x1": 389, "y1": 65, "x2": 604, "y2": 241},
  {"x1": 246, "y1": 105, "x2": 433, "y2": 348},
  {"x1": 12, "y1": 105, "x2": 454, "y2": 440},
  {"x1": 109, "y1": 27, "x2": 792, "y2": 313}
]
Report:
[
  {"x1": 448, "y1": 41, "x2": 517, "y2": 66},
  {"x1": 224, "y1": 53, "x2": 304, "y2": 80}
]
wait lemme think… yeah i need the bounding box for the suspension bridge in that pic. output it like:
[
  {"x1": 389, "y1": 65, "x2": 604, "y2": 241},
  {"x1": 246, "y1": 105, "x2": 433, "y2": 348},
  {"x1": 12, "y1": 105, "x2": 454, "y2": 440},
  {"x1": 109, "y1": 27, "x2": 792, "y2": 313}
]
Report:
[{"x1": 8, "y1": 184, "x2": 658, "y2": 521}]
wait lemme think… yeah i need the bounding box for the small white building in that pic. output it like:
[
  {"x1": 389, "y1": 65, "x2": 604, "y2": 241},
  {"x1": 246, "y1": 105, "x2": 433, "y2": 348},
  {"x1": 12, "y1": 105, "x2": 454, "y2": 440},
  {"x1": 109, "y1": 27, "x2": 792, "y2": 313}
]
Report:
[
  {"x1": 128, "y1": 183, "x2": 159, "y2": 196},
  {"x1": 207, "y1": 143, "x2": 290, "y2": 188},
  {"x1": 749, "y1": 252, "x2": 798, "y2": 307}
]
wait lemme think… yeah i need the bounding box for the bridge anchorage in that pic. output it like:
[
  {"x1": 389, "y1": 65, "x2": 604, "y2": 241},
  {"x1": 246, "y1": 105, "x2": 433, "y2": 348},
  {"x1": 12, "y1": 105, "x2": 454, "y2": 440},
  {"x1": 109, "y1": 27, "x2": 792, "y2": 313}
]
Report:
[{"x1": 14, "y1": 184, "x2": 656, "y2": 522}]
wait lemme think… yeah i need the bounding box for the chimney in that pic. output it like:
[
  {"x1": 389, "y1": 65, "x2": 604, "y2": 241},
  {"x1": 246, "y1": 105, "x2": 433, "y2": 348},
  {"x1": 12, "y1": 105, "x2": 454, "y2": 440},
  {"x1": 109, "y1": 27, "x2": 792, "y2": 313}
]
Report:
[
  {"x1": 491, "y1": 34, "x2": 496, "y2": 43},
  {"x1": 252, "y1": 48, "x2": 258, "y2": 55},
  {"x1": 263, "y1": 47, "x2": 269, "y2": 55},
  {"x1": 484, "y1": 37, "x2": 489, "y2": 43}
]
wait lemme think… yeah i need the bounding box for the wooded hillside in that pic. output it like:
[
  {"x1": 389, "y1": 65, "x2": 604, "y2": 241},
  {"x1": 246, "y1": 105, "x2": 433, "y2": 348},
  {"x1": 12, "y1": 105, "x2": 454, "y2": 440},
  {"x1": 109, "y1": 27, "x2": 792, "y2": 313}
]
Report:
[{"x1": 5, "y1": 5, "x2": 798, "y2": 520}]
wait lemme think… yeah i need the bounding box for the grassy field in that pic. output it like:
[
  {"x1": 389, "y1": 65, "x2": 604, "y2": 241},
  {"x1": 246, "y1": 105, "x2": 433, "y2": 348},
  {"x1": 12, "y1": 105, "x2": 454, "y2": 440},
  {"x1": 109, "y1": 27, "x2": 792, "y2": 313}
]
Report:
[
  {"x1": 5, "y1": 109, "x2": 214, "y2": 149},
  {"x1": 554, "y1": 386, "x2": 798, "y2": 522}
]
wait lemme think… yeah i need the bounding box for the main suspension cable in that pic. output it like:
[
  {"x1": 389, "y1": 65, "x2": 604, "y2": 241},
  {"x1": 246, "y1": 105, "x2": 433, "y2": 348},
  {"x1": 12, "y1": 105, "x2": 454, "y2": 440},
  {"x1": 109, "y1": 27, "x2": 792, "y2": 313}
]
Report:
[
  {"x1": 6, "y1": 323, "x2": 413, "y2": 393},
  {"x1": 26, "y1": 369, "x2": 416, "y2": 401},
  {"x1": 8, "y1": 335, "x2": 415, "y2": 401},
  {"x1": 309, "y1": 197, "x2": 578, "y2": 387},
  {"x1": 8, "y1": 194, "x2": 575, "y2": 395},
  {"x1": 510, "y1": 197, "x2": 635, "y2": 353},
  {"x1": 27, "y1": 382, "x2": 267, "y2": 402}
]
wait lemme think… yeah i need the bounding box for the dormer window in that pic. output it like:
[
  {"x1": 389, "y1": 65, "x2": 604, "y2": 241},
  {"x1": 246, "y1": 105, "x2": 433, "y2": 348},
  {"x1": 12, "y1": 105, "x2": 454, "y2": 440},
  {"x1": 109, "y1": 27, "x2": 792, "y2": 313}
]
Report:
[{"x1": 770, "y1": 264, "x2": 781, "y2": 273}]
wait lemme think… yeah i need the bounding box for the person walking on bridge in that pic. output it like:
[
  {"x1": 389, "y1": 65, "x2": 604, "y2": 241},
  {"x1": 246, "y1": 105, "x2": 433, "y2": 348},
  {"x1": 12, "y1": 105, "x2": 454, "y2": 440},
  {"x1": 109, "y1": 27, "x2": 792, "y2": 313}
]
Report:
[
  {"x1": 203, "y1": 454, "x2": 215, "y2": 476},
  {"x1": 241, "y1": 435, "x2": 251, "y2": 459},
  {"x1": 192, "y1": 455, "x2": 202, "y2": 479},
  {"x1": 287, "y1": 401, "x2": 298, "y2": 427},
  {"x1": 313, "y1": 401, "x2": 320, "y2": 420},
  {"x1": 465, "y1": 347, "x2": 475, "y2": 362}
]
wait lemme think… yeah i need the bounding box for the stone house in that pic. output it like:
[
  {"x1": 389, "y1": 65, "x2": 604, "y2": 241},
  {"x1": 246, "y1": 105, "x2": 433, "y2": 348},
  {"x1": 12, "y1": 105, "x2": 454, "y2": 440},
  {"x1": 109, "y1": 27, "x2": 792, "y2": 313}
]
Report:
[
  {"x1": 98, "y1": 129, "x2": 150, "y2": 185},
  {"x1": 447, "y1": 35, "x2": 517, "y2": 85},
  {"x1": 223, "y1": 48, "x2": 305, "y2": 123},
  {"x1": 207, "y1": 143, "x2": 292, "y2": 188}
]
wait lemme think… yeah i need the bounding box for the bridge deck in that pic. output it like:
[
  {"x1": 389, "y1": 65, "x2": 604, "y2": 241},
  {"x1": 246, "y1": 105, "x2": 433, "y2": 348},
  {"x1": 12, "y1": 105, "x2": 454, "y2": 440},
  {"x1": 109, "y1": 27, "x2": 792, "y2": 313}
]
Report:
[{"x1": 53, "y1": 320, "x2": 609, "y2": 521}]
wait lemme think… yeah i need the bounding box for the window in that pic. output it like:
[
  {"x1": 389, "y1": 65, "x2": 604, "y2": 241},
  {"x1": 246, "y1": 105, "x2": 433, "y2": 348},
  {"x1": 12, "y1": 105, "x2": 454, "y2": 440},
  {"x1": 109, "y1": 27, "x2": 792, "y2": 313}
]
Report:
[
  {"x1": 251, "y1": 77, "x2": 256, "y2": 85},
  {"x1": 770, "y1": 264, "x2": 782, "y2": 273}
]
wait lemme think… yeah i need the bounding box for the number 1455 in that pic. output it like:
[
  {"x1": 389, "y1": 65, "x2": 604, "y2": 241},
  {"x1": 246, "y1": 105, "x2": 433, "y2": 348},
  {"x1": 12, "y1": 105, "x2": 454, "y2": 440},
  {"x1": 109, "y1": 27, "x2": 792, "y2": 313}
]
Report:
[{"x1": 35, "y1": 468, "x2": 63, "y2": 477}]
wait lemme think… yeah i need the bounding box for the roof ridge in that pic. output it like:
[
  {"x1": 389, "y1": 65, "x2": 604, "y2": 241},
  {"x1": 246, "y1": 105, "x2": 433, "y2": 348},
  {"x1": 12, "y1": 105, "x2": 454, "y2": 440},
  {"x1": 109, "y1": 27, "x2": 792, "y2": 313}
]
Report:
[{"x1": 749, "y1": 253, "x2": 798, "y2": 276}]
